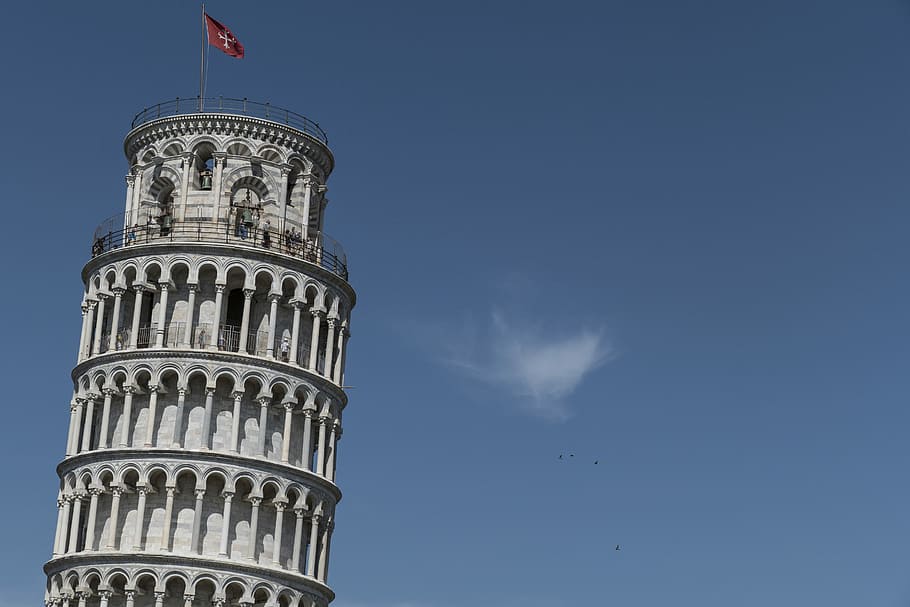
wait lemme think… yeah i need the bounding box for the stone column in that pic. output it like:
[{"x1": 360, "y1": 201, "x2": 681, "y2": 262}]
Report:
[
  {"x1": 326, "y1": 422, "x2": 339, "y2": 482},
  {"x1": 67, "y1": 493, "x2": 83, "y2": 553},
  {"x1": 129, "y1": 286, "x2": 144, "y2": 348},
  {"x1": 143, "y1": 385, "x2": 159, "y2": 447},
  {"x1": 247, "y1": 496, "x2": 261, "y2": 561},
  {"x1": 154, "y1": 592, "x2": 165, "y2": 607},
  {"x1": 57, "y1": 497, "x2": 72, "y2": 554},
  {"x1": 209, "y1": 284, "x2": 225, "y2": 350},
  {"x1": 183, "y1": 595, "x2": 194, "y2": 607},
  {"x1": 124, "y1": 590, "x2": 135, "y2": 607},
  {"x1": 300, "y1": 409, "x2": 314, "y2": 471},
  {"x1": 182, "y1": 284, "x2": 197, "y2": 347},
  {"x1": 98, "y1": 591, "x2": 112, "y2": 607},
  {"x1": 133, "y1": 486, "x2": 147, "y2": 550},
  {"x1": 272, "y1": 501, "x2": 286, "y2": 566},
  {"x1": 291, "y1": 508, "x2": 305, "y2": 572},
  {"x1": 218, "y1": 491, "x2": 234, "y2": 555},
  {"x1": 161, "y1": 486, "x2": 176, "y2": 551},
  {"x1": 201, "y1": 387, "x2": 216, "y2": 450},
  {"x1": 238, "y1": 288, "x2": 254, "y2": 353},
  {"x1": 77, "y1": 304, "x2": 90, "y2": 362},
  {"x1": 84, "y1": 487, "x2": 102, "y2": 551},
  {"x1": 124, "y1": 173, "x2": 136, "y2": 224},
  {"x1": 154, "y1": 283, "x2": 170, "y2": 347},
  {"x1": 53, "y1": 498, "x2": 67, "y2": 555},
  {"x1": 266, "y1": 294, "x2": 280, "y2": 358},
  {"x1": 98, "y1": 388, "x2": 114, "y2": 449},
  {"x1": 323, "y1": 318, "x2": 336, "y2": 379},
  {"x1": 77, "y1": 592, "x2": 87, "y2": 607},
  {"x1": 80, "y1": 396, "x2": 96, "y2": 452},
  {"x1": 179, "y1": 152, "x2": 193, "y2": 220},
  {"x1": 172, "y1": 387, "x2": 187, "y2": 448},
  {"x1": 230, "y1": 391, "x2": 244, "y2": 452},
  {"x1": 278, "y1": 164, "x2": 291, "y2": 226},
  {"x1": 83, "y1": 300, "x2": 97, "y2": 358},
  {"x1": 120, "y1": 386, "x2": 135, "y2": 447},
  {"x1": 308, "y1": 309, "x2": 324, "y2": 371},
  {"x1": 337, "y1": 324, "x2": 351, "y2": 384},
  {"x1": 71, "y1": 398, "x2": 86, "y2": 454},
  {"x1": 105, "y1": 488, "x2": 122, "y2": 550},
  {"x1": 306, "y1": 513, "x2": 321, "y2": 577},
  {"x1": 281, "y1": 401, "x2": 294, "y2": 463},
  {"x1": 316, "y1": 417, "x2": 328, "y2": 476},
  {"x1": 318, "y1": 518, "x2": 332, "y2": 581},
  {"x1": 108, "y1": 287, "x2": 124, "y2": 351},
  {"x1": 289, "y1": 301, "x2": 303, "y2": 365},
  {"x1": 212, "y1": 153, "x2": 226, "y2": 220},
  {"x1": 257, "y1": 396, "x2": 271, "y2": 457},
  {"x1": 66, "y1": 401, "x2": 80, "y2": 456},
  {"x1": 301, "y1": 176, "x2": 314, "y2": 240},
  {"x1": 131, "y1": 166, "x2": 143, "y2": 226},
  {"x1": 92, "y1": 295, "x2": 107, "y2": 355},
  {"x1": 191, "y1": 489, "x2": 205, "y2": 554}
]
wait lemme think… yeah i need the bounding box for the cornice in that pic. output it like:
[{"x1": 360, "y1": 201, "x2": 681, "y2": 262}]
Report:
[
  {"x1": 70, "y1": 348, "x2": 349, "y2": 409},
  {"x1": 44, "y1": 551, "x2": 334, "y2": 603},
  {"x1": 124, "y1": 114, "x2": 334, "y2": 177},
  {"x1": 57, "y1": 448, "x2": 342, "y2": 503},
  {"x1": 82, "y1": 240, "x2": 356, "y2": 307}
]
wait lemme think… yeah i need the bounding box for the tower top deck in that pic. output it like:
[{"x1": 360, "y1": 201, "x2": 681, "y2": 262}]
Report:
[{"x1": 130, "y1": 96, "x2": 329, "y2": 145}]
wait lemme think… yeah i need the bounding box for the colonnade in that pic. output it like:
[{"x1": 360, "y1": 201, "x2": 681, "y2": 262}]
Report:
[
  {"x1": 78, "y1": 284, "x2": 350, "y2": 386},
  {"x1": 48, "y1": 564, "x2": 323, "y2": 607},
  {"x1": 51, "y1": 487, "x2": 333, "y2": 583},
  {"x1": 65, "y1": 390, "x2": 341, "y2": 481}
]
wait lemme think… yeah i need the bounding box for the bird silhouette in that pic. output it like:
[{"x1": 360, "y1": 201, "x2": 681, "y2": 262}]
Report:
[
  {"x1": 594, "y1": 460, "x2": 598, "y2": 465},
  {"x1": 570, "y1": 454, "x2": 575, "y2": 458},
  {"x1": 615, "y1": 545, "x2": 621, "y2": 551},
  {"x1": 558, "y1": 454, "x2": 563, "y2": 460}
]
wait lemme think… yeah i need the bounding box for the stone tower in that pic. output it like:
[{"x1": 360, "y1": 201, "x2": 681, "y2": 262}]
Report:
[{"x1": 44, "y1": 97, "x2": 355, "y2": 607}]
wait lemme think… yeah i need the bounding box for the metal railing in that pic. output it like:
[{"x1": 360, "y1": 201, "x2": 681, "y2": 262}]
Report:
[
  {"x1": 91, "y1": 215, "x2": 348, "y2": 280},
  {"x1": 130, "y1": 97, "x2": 329, "y2": 145}
]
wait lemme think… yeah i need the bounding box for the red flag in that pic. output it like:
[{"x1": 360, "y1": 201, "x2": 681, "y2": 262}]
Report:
[{"x1": 205, "y1": 13, "x2": 244, "y2": 58}]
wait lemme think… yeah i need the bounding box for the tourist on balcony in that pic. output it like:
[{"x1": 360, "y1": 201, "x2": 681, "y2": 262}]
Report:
[
  {"x1": 127, "y1": 224, "x2": 137, "y2": 245},
  {"x1": 280, "y1": 335, "x2": 290, "y2": 361},
  {"x1": 262, "y1": 219, "x2": 271, "y2": 248}
]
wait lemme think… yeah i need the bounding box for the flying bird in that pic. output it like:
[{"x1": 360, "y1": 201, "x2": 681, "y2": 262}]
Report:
[
  {"x1": 558, "y1": 454, "x2": 563, "y2": 460},
  {"x1": 615, "y1": 545, "x2": 621, "y2": 551},
  {"x1": 594, "y1": 460, "x2": 598, "y2": 465}
]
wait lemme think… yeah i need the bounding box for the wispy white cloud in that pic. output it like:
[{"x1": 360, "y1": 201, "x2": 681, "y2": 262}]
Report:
[{"x1": 422, "y1": 308, "x2": 611, "y2": 421}]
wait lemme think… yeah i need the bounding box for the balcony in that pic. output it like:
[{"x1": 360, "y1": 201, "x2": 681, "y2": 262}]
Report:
[{"x1": 91, "y1": 216, "x2": 348, "y2": 281}]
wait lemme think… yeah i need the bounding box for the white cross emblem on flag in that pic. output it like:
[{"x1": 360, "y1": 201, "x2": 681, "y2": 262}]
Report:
[{"x1": 218, "y1": 30, "x2": 236, "y2": 49}]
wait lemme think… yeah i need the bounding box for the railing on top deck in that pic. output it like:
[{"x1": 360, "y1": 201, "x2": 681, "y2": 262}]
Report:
[
  {"x1": 90, "y1": 215, "x2": 348, "y2": 281},
  {"x1": 130, "y1": 97, "x2": 329, "y2": 145}
]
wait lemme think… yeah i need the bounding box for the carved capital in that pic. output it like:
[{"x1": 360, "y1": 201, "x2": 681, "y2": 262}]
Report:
[{"x1": 194, "y1": 489, "x2": 206, "y2": 500}]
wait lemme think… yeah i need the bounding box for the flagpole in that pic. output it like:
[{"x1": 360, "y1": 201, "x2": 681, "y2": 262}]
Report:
[{"x1": 199, "y1": 3, "x2": 205, "y2": 111}]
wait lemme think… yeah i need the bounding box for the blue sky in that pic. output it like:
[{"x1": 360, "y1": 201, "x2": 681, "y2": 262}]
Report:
[{"x1": 2, "y1": 1, "x2": 910, "y2": 605}]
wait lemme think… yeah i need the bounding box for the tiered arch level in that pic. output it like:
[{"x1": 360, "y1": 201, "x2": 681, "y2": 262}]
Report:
[{"x1": 45, "y1": 100, "x2": 356, "y2": 607}]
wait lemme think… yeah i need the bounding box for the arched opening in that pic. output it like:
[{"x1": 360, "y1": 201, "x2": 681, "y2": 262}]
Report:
[
  {"x1": 192, "y1": 143, "x2": 216, "y2": 191},
  {"x1": 219, "y1": 267, "x2": 247, "y2": 352}
]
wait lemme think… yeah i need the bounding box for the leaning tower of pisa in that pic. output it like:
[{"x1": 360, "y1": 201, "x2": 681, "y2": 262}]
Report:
[{"x1": 44, "y1": 97, "x2": 355, "y2": 607}]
